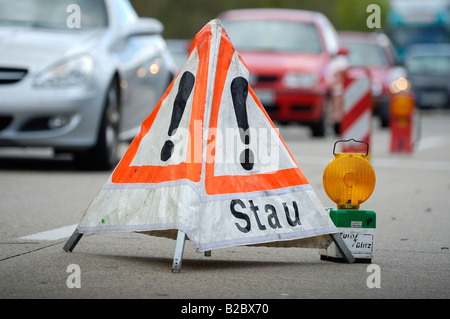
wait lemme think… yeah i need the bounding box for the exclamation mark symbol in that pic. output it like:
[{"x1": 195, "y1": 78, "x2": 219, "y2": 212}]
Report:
[
  {"x1": 161, "y1": 71, "x2": 195, "y2": 162},
  {"x1": 231, "y1": 76, "x2": 254, "y2": 171}
]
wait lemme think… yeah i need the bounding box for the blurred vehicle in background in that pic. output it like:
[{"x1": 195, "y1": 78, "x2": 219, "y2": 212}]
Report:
[
  {"x1": 219, "y1": 8, "x2": 349, "y2": 137},
  {"x1": 339, "y1": 31, "x2": 410, "y2": 127},
  {"x1": 387, "y1": 0, "x2": 450, "y2": 62},
  {"x1": 0, "y1": 0, "x2": 176, "y2": 169},
  {"x1": 405, "y1": 44, "x2": 450, "y2": 108},
  {"x1": 166, "y1": 39, "x2": 190, "y2": 72}
]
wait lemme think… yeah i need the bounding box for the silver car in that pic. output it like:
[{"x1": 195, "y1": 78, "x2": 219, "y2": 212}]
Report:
[{"x1": 0, "y1": 0, "x2": 177, "y2": 169}]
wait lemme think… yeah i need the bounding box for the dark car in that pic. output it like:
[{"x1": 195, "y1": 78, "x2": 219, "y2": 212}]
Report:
[
  {"x1": 405, "y1": 43, "x2": 450, "y2": 108},
  {"x1": 219, "y1": 9, "x2": 349, "y2": 137}
]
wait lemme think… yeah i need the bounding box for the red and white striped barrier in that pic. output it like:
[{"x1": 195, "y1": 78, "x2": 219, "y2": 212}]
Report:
[{"x1": 340, "y1": 67, "x2": 372, "y2": 154}]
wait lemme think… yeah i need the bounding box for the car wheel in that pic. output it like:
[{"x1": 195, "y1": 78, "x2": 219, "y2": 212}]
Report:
[
  {"x1": 311, "y1": 117, "x2": 325, "y2": 137},
  {"x1": 74, "y1": 77, "x2": 121, "y2": 170},
  {"x1": 310, "y1": 97, "x2": 330, "y2": 137},
  {"x1": 380, "y1": 104, "x2": 390, "y2": 128}
]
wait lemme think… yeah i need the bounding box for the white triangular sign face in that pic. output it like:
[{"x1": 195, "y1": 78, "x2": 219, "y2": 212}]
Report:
[{"x1": 75, "y1": 19, "x2": 337, "y2": 251}]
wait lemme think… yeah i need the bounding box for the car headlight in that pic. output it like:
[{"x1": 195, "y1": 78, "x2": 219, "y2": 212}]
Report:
[
  {"x1": 34, "y1": 54, "x2": 94, "y2": 88},
  {"x1": 371, "y1": 79, "x2": 383, "y2": 97},
  {"x1": 387, "y1": 67, "x2": 410, "y2": 94},
  {"x1": 389, "y1": 77, "x2": 410, "y2": 94},
  {"x1": 283, "y1": 72, "x2": 319, "y2": 88}
]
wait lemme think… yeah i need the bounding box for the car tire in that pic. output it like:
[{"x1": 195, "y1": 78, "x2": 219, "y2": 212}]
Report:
[
  {"x1": 74, "y1": 77, "x2": 121, "y2": 170},
  {"x1": 311, "y1": 117, "x2": 325, "y2": 137},
  {"x1": 380, "y1": 106, "x2": 389, "y2": 128},
  {"x1": 310, "y1": 97, "x2": 330, "y2": 137}
]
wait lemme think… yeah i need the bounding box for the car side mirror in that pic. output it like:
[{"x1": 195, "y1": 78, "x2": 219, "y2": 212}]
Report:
[
  {"x1": 337, "y1": 47, "x2": 349, "y2": 56},
  {"x1": 127, "y1": 17, "x2": 164, "y2": 37}
]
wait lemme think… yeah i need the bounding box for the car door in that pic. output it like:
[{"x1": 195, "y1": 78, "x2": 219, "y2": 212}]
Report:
[
  {"x1": 109, "y1": 0, "x2": 170, "y2": 141},
  {"x1": 319, "y1": 16, "x2": 348, "y2": 124},
  {"x1": 118, "y1": 34, "x2": 165, "y2": 135}
]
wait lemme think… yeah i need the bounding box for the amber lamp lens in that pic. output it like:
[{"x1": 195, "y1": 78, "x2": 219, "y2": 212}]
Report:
[
  {"x1": 391, "y1": 94, "x2": 414, "y2": 117},
  {"x1": 323, "y1": 153, "x2": 376, "y2": 209}
]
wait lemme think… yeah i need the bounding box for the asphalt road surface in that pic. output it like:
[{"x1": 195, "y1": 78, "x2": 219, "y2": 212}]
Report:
[{"x1": 0, "y1": 109, "x2": 449, "y2": 301}]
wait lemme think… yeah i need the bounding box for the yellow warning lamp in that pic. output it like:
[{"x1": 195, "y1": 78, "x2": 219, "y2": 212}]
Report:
[
  {"x1": 321, "y1": 139, "x2": 377, "y2": 263},
  {"x1": 323, "y1": 139, "x2": 376, "y2": 210},
  {"x1": 390, "y1": 93, "x2": 414, "y2": 118}
]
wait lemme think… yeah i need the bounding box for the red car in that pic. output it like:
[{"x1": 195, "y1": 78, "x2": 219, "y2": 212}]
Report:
[
  {"x1": 219, "y1": 8, "x2": 349, "y2": 137},
  {"x1": 338, "y1": 31, "x2": 410, "y2": 127}
]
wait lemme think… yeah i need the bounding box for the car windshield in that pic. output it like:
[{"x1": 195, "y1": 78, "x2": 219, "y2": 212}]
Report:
[
  {"x1": 223, "y1": 20, "x2": 322, "y2": 53},
  {"x1": 0, "y1": 0, "x2": 108, "y2": 29},
  {"x1": 391, "y1": 27, "x2": 449, "y2": 48},
  {"x1": 406, "y1": 54, "x2": 450, "y2": 75},
  {"x1": 344, "y1": 42, "x2": 387, "y2": 66}
]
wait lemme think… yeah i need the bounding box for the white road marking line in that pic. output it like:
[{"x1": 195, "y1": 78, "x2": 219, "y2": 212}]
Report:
[
  {"x1": 18, "y1": 224, "x2": 78, "y2": 241},
  {"x1": 372, "y1": 158, "x2": 450, "y2": 171},
  {"x1": 297, "y1": 155, "x2": 450, "y2": 171},
  {"x1": 416, "y1": 136, "x2": 447, "y2": 151}
]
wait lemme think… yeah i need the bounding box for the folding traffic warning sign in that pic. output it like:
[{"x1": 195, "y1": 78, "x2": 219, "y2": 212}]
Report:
[{"x1": 64, "y1": 20, "x2": 346, "y2": 268}]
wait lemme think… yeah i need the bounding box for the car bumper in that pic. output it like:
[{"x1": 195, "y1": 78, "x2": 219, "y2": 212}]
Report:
[
  {"x1": 414, "y1": 89, "x2": 450, "y2": 108},
  {"x1": 0, "y1": 82, "x2": 105, "y2": 151},
  {"x1": 373, "y1": 95, "x2": 389, "y2": 113},
  {"x1": 253, "y1": 87, "x2": 326, "y2": 123}
]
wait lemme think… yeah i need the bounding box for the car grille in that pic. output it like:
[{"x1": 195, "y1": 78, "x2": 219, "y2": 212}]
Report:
[
  {"x1": 0, "y1": 67, "x2": 28, "y2": 84},
  {"x1": 0, "y1": 116, "x2": 13, "y2": 131},
  {"x1": 20, "y1": 117, "x2": 50, "y2": 131},
  {"x1": 255, "y1": 75, "x2": 278, "y2": 83}
]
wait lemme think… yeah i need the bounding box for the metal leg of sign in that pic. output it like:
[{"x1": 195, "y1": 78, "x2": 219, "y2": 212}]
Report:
[
  {"x1": 172, "y1": 229, "x2": 186, "y2": 273},
  {"x1": 331, "y1": 233, "x2": 355, "y2": 263},
  {"x1": 63, "y1": 230, "x2": 83, "y2": 253}
]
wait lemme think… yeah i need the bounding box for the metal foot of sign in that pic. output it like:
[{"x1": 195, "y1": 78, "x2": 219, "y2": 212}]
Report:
[
  {"x1": 62, "y1": 229, "x2": 354, "y2": 271},
  {"x1": 330, "y1": 233, "x2": 355, "y2": 263},
  {"x1": 63, "y1": 228, "x2": 190, "y2": 272},
  {"x1": 63, "y1": 230, "x2": 83, "y2": 253},
  {"x1": 172, "y1": 229, "x2": 186, "y2": 273}
]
